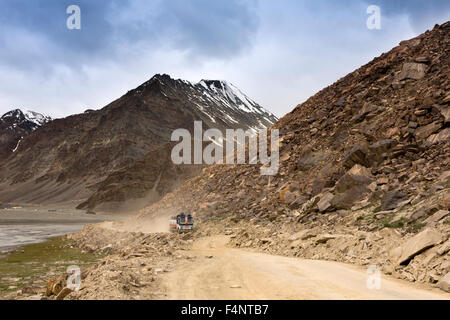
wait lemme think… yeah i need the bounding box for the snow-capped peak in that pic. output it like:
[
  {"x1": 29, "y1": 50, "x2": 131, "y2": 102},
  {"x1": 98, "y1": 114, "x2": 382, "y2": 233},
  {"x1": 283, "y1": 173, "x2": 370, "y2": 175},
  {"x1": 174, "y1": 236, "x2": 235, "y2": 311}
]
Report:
[
  {"x1": 199, "y1": 80, "x2": 261, "y2": 113},
  {"x1": 2, "y1": 109, "x2": 52, "y2": 130},
  {"x1": 133, "y1": 74, "x2": 278, "y2": 129},
  {"x1": 195, "y1": 79, "x2": 274, "y2": 120},
  {"x1": 23, "y1": 110, "x2": 52, "y2": 126}
]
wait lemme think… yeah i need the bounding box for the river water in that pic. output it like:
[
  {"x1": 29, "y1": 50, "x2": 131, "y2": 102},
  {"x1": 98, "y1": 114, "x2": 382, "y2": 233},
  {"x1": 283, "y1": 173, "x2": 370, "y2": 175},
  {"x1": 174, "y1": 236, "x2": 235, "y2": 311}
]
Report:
[
  {"x1": 0, "y1": 205, "x2": 112, "y2": 255},
  {"x1": 0, "y1": 223, "x2": 85, "y2": 254}
]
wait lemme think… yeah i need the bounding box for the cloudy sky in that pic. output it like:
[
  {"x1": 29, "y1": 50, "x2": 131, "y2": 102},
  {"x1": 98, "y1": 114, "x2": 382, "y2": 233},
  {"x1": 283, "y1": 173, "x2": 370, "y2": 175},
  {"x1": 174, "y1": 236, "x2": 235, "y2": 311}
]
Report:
[{"x1": 0, "y1": 0, "x2": 449, "y2": 119}]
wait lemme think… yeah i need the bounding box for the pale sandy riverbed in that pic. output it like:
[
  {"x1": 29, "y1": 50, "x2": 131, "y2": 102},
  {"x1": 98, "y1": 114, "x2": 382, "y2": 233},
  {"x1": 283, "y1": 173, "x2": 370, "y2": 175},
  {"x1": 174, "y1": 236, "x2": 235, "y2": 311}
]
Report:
[
  {"x1": 0, "y1": 224, "x2": 86, "y2": 253},
  {"x1": 0, "y1": 204, "x2": 121, "y2": 254}
]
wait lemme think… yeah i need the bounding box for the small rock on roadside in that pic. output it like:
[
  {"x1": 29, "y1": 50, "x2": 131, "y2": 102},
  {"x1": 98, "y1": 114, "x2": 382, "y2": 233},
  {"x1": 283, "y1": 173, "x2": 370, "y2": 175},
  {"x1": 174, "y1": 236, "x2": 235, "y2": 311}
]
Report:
[{"x1": 438, "y1": 272, "x2": 450, "y2": 293}]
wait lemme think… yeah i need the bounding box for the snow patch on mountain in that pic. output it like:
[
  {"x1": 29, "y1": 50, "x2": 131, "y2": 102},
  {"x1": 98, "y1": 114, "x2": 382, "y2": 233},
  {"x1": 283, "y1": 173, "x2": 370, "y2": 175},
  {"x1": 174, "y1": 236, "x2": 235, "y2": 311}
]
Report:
[
  {"x1": 23, "y1": 110, "x2": 52, "y2": 127},
  {"x1": 2, "y1": 109, "x2": 52, "y2": 131},
  {"x1": 135, "y1": 74, "x2": 278, "y2": 129},
  {"x1": 192, "y1": 78, "x2": 277, "y2": 126},
  {"x1": 12, "y1": 136, "x2": 23, "y2": 152},
  {"x1": 197, "y1": 79, "x2": 264, "y2": 115}
]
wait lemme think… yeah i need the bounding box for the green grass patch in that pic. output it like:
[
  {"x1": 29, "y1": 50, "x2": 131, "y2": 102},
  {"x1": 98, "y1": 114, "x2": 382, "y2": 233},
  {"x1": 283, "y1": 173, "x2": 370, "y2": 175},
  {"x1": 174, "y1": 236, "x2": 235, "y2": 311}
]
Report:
[
  {"x1": 383, "y1": 217, "x2": 408, "y2": 229},
  {"x1": 372, "y1": 206, "x2": 382, "y2": 213},
  {"x1": 407, "y1": 222, "x2": 426, "y2": 233},
  {"x1": 0, "y1": 237, "x2": 103, "y2": 296},
  {"x1": 371, "y1": 212, "x2": 406, "y2": 229}
]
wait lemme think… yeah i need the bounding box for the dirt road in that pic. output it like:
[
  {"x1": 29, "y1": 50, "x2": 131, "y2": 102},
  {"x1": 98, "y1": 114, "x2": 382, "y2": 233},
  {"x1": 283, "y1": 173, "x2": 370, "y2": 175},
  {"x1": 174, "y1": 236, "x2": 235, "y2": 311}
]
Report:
[{"x1": 163, "y1": 236, "x2": 450, "y2": 300}]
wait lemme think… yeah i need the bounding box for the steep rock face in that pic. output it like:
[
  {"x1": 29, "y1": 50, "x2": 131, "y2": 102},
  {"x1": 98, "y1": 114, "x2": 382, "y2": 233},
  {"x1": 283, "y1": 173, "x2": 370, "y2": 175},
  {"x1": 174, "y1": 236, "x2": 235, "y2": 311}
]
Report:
[
  {"x1": 137, "y1": 22, "x2": 450, "y2": 288},
  {"x1": 141, "y1": 21, "x2": 450, "y2": 221},
  {"x1": 76, "y1": 142, "x2": 204, "y2": 212},
  {"x1": 0, "y1": 75, "x2": 276, "y2": 208},
  {"x1": 0, "y1": 109, "x2": 52, "y2": 161}
]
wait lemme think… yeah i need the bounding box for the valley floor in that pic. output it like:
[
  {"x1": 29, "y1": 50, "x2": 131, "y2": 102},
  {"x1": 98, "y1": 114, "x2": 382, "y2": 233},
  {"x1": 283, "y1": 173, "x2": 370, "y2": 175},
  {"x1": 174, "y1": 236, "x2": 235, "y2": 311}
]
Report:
[
  {"x1": 39, "y1": 222, "x2": 450, "y2": 300},
  {"x1": 3, "y1": 216, "x2": 449, "y2": 300}
]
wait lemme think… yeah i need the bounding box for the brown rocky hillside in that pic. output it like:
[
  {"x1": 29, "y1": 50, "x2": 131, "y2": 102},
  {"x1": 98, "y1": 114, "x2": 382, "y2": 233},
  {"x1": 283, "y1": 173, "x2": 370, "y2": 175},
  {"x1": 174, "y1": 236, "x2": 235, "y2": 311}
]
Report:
[
  {"x1": 0, "y1": 75, "x2": 276, "y2": 210},
  {"x1": 135, "y1": 22, "x2": 450, "y2": 291},
  {"x1": 0, "y1": 109, "x2": 52, "y2": 162}
]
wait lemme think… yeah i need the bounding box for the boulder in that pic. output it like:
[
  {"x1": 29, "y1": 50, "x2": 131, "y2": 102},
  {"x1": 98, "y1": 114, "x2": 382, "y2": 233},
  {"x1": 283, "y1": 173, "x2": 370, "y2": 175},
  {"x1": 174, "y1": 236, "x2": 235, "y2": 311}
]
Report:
[
  {"x1": 397, "y1": 62, "x2": 427, "y2": 81},
  {"x1": 376, "y1": 177, "x2": 389, "y2": 185},
  {"x1": 414, "y1": 56, "x2": 430, "y2": 64},
  {"x1": 427, "y1": 127, "x2": 450, "y2": 144},
  {"x1": 297, "y1": 151, "x2": 329, "y2": 171},
  {"x1": 415, "y1": 121, "x2": 442, "y2": 140},
  {"x1": 389, "y1": 246, "x2": 403, "y2": 262},
  {"x1": 55, "y1": 287, "x2": 73, "y2": 300},
  {"x1": 441, "y1": 261, "x2": 450, "y2": 273},
  {"x1": 369, "y1": 139, "x2": 397, "y2": 157},
  {"x1": 443, "y1": 93, "x2": 450, "y2": 104},
  {"x1": 331, "y1": 190, "x2": 367, "y2": 210},
  {"x1": 410, "y1": 208, "x2": 426, "y2": 221},
  {"x1": 288, "y1": 229, "x2": 317, "y2": 241},
  {"x1": 438, "y1": 272, "x2": 450, "y2": 293},
  {"x1": 437, "y1": 105, "x2": 450, "y2": 124},
  {"x1": 282, "y1": 190, "x2": 308, "y2": 208},
  {"x1": 317, "y1": 192, "x2": 334, "y2": 212},
  {"x1": 424, "y1": 210, "x2": 449, "y2": 226},
  {"x1": 330, "y1": 165, "x2": 374, "y2": 209},
  {"x1": 283, "y1": 190, "x2": 297, "y2": 204},
  {"x1": 335, "y1": 165, "x2": 374, "y2": 193},
  {"x1": 315, "y1": 234, "x2": 338, "y2": 244},
  {"x1": 380, "y1": 189, "x2": 408, "y2": 211},
  {"x1": 437, "y1": 240, "x2": 450, "y2": 256},
  {"x1": 439, "y1": 195, "x2": 450, "y2": 210},
  {"x1": 46, "y1": 274, "x2": 68, "y2": 297},
  {"x1": 438, "y1": 171, "x2": 450, "y2": 185},
  {"x1": 397, "y1": 229, "x2": 443, "y2": 265},
  {"x1": 343, "y1": 145, "x2": 371, "y2": 168},
  {"x1": 352, "y1": 103, "x2": 379, "y2": 122},
  {"x1": 310, "y1": 164, "x2": 338, "y2": 196}
]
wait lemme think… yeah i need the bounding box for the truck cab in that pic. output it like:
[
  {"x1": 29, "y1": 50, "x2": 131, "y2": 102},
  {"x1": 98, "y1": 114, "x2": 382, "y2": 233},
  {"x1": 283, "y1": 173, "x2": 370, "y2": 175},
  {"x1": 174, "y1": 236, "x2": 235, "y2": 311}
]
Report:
[{"x1": 169, "y1": 213, "x2": 194, "y2": 233}]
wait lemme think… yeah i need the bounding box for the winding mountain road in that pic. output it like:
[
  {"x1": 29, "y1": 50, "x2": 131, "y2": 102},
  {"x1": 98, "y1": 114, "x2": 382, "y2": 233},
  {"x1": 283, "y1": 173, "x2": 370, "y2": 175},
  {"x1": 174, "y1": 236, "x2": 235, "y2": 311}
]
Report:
[{"x1": 163, "y1": 236, "x2": 450, "y2": 300}]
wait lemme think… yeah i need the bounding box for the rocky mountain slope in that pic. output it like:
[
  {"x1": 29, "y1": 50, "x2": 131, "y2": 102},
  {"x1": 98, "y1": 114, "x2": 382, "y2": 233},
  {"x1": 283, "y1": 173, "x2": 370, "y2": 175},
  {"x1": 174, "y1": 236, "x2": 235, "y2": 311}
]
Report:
[
  {"x1": 134, "y1": 22, "x2": 450, "y2": 291},
  {"x1": 0, "y1": 75, "x2": 276, "y2": 209},
  {"x1": 0, "y1": 109, "x2": 52, "y2": 162}
]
